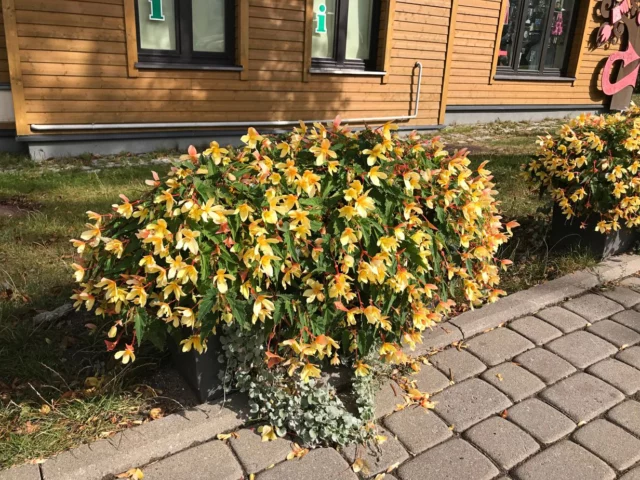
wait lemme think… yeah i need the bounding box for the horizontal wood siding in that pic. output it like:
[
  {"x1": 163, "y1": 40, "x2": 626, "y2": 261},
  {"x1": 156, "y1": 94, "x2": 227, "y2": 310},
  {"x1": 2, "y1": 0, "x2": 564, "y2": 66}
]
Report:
[
  {"x1": 448, "y1": 0, "x2": 607, "y2": 106},
  {"x1": 0, "y1": 11, "x2": 8, "y2": 84},
  {"x1": 14, "y1": 0, "x2": 451, "y2": 130}
]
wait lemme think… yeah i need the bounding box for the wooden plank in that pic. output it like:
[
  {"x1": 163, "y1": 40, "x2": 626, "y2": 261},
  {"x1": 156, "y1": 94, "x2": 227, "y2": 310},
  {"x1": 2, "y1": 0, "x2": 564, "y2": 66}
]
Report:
[
  {"x1": 238, "y1": 0, "x2": 249, "y2": 80},
  {"x1": 18, "y1": 37, "x2": 126, "y2": 54},
  {"x1": 488, "y1": 0, "x2": 508, "y2": 84},
  {"x1": 2, "y1": 0, "x2": 27, "y2": 134},
  {"x1": 14, "y1": 0, "x2": 123, "y2": 17},
  {"x1": 123, "y1": 0, "x2": 138, "y2": 77},
  {"x1": 569, "y1": 0, "x2": 596, "y2": 87},
  {"x1": 302, "y1": 0, "x2": 312, "y2": 82},
  {"x1": 439, "y1": 0, "x2": 458, "y2": 124},
  {"x1": 15, "y1": 10, "x2": 125, "y2": 30},
  {"x1": 381, "y1": 0, "x2": 396, "y2": 84},
  {"x1": 16, "y1": 23, "x2": 125, "y2": 42}
]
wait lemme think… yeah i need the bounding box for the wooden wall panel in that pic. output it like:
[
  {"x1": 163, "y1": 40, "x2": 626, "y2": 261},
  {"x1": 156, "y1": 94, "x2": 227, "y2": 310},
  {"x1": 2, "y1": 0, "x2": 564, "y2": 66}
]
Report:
[
  {"x1": 447, "y1": 0, "x2": 608, "y2": 107},
  {"x1": 0, "y1": 10, "x2": 9, "y2": 84},
  {"x1": 11, "y1": 0, "x2": 454, "y2": 132}
]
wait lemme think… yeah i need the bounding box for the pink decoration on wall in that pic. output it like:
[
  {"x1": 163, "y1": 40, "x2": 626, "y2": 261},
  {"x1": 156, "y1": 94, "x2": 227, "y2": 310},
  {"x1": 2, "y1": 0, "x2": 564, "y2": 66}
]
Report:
[
  {"x1": 600, "y1": 23, "x2": 613, "y2": 43},
  {"x1": 621, "y1": 0, "x2": 631, "y2": 15},
  {"x1": 613, "y1": 5, "x2": 622, "y2": 23},
  {"x1": 602, "y1": 41, "x2": 640, "y2": 95}
]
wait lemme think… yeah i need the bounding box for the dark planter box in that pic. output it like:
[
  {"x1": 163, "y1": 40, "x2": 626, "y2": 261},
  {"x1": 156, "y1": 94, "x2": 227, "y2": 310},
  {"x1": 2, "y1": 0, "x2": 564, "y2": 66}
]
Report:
[
  {"x1": 169, "y1": 332, "x2": 224, "y2": 403},
  {"x1": 550, "y1": 205, "x2": 638, "y2": 259}
]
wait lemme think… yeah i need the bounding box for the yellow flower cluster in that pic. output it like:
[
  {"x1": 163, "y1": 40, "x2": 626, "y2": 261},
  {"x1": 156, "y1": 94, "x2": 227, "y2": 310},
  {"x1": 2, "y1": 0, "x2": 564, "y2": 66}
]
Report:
[
  {"x1": 70, "y1": 119, "x2": 513, "y2": 385},
  {"x1": 524, "y1": 105, "x2": 640, "y2": 233}
]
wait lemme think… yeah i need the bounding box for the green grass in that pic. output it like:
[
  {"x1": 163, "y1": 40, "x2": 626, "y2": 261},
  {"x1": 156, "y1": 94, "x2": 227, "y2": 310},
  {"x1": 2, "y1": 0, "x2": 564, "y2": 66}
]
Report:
[
  {"x1": 0, "y1": 164, "x2": 182, "y2": 468},
  {"x1": 0, "y1": 120, "x2": 599, "y2": 468}
]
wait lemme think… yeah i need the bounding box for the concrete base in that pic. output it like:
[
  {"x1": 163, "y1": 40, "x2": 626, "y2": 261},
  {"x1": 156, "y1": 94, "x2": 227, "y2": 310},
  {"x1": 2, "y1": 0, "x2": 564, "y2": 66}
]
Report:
[
  {"x1": 445, "y1": 105, "x2": 606, "y2": 125},
  {"x1": 26, "y1": 134, "x2": 243, "y2": 161},
  {"x1": 0, "y1": 130, "x2": 28, "y2": 154},
  {"x1": 22, "y1": 123, "x2": 443, "y2": 160}
]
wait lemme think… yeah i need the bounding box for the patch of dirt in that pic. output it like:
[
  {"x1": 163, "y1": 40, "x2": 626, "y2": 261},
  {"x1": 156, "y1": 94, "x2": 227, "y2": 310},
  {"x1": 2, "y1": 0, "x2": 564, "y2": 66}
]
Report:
[{"x1": 0, "y1": 196, "x2": 40, "y2": 218}]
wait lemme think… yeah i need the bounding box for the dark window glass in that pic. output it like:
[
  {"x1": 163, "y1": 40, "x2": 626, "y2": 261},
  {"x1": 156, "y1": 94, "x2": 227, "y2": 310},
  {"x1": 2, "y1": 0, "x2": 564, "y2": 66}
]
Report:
[
  {"x1": 312, "y1": 0, "x2": 381, "y2": 71},
  {"x1": 497, "y1": 0, "x2": 579, "y2": 76},
  {"x1": 135, "y1": 0, "x2": 235, "y2": 66}
]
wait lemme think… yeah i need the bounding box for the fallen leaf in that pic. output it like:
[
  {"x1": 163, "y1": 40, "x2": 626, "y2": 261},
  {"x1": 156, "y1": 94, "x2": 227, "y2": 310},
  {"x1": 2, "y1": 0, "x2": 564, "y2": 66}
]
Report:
[
  {"x1": 375, "y1": 434, "x2": 387, "y2": 445},
  {"x1": 500, "y1": 409, "x2": 508, "y2": 419},
  {"x1": 495, "y1": 373, "x2": 504, "y2": 382},
  {"x1": 352, "y1": 458, "x2": 369, "y2": 474},
  {"x1": 39, "y1": 404, "x2": 51, "y2": 415},
  {"x1": 25, "y1": 421, "x2": 40, "y2": 434},
  {"x1": 116, "y1": 468, "x2": 144, "y2": 479},
  {"x1": 286, "y1": 442, "x2": 309, "y2": 460},
  {"x1": 148, "y1": 408, "x2": 163, "y2": 420},
  {"x1": 386, "y1": 462, "x2": 400, "y2": 472},
  {"x1": 374, "y1": 474, "x2": 386, "y2": 480}
]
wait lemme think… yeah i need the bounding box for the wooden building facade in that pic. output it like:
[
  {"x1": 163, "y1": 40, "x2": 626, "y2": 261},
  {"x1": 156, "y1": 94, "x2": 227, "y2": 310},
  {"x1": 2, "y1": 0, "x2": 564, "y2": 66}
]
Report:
[{"x1": 0, "y1": 0, "x2": 617, "y2": 158}]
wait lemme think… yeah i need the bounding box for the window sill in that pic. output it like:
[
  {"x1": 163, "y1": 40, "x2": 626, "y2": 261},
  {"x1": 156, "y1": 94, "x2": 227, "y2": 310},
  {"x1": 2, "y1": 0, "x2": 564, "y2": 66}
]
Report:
[
  {"x1": 135, "y1": 62, "x2": 244, "y2": 72},
  {"x1": 493, "y1": 74, "x2": 576, "y2": 83},
  {"x1": 309, "y1": 68, "x2": 386, "y2": 77}
]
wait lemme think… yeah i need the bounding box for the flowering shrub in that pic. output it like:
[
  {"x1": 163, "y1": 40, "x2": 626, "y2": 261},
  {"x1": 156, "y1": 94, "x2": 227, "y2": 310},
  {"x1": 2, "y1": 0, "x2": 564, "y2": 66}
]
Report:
[
  {"x1": 70, "y1": 119, "x2": 514, "y2": 444},
  {"x1": 523, "y1": 106, "x2": 640, "y2": 234}
]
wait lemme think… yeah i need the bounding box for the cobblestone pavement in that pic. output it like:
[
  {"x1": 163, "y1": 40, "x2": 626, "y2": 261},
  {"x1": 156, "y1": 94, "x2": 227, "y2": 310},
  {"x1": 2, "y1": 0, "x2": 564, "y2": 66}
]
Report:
[{"x1": 5, "y1": 261, "x2": 640, "y2": 480}]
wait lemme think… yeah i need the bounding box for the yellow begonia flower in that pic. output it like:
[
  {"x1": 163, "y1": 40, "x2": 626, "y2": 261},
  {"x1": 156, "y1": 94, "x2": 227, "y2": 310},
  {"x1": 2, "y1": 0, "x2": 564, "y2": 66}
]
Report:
[
  {"x1": 368, "y1": 166, "x2": 388, "y2": 186},
  {"x1": 354, "y1": 361, "x2": 371, "y2": 377},
  {"x1": 362, "y1": 144, "x2": 386, "y2": 166},
  {"x1": 303, "y1": 279, "x2": 325, "y2": 303},
  {"x1": 309, "y1": 138, "x2": 337, "y2": 166},
  {"x1": 215, "y1": 269, "x2": 235, "y2": 294},
  {"x1": 253, "y1": 295, "x2": 275, "y2": 323},
  {"x1": 176, "y1": 229, "x2": 200, "y2": 255},
  {"x1": 181, "y1": 335, "x2": 207, "y2": 354},
  {"x1": 114, "y1": 345, "x2": 136, "y2": 364},
  {"x1": 71, "y1": 263, "x2": 85, "y2": 283},
  {"x1": 300, "y1": 362, "x2": 322, "y2": 383},
  {"x1": 241, "y1": 127, "x2": 263, "y2": 149},
  {"x1": 354, "y1": 193, "x2": 375, "y2": 218}
]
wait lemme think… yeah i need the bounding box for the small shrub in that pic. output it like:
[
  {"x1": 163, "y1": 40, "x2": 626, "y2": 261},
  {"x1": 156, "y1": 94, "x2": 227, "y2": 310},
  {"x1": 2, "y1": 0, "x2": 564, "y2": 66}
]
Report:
[
  {"x1": 70, "y1": 119, "x2": 514, "y2": 445},
  {"x1": 523, "y1": 106, "x2": 640, "y2": 233}
]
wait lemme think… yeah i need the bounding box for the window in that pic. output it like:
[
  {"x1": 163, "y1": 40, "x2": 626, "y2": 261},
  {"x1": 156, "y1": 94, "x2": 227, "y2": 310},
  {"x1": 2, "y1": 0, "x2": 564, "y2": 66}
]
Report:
[
  {"x1": 498, "y1": 0, "x2": 579, "y2": 77},
  {"x1": 135, "y1": 0, "x2": 235, "y2": 67},
  {"x1": 311, "y1": 0, "x2": 381, "y2": 72}
]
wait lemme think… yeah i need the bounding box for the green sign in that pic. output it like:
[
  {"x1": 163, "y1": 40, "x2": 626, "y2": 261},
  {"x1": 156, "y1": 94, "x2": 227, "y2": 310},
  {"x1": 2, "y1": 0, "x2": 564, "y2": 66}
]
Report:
[
  {"x1": 148, "y1": 0, "x2": 165, "y2": 21},
  {"x1": 316, "y1": 4, "x2": 327, "y2": 34}
]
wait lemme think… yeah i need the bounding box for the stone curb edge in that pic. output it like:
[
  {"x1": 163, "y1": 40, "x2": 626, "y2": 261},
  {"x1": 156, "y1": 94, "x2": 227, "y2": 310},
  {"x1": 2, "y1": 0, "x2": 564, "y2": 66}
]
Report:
[{"x1": 3, "y1": 254, "x2": 640, "y2": 480}]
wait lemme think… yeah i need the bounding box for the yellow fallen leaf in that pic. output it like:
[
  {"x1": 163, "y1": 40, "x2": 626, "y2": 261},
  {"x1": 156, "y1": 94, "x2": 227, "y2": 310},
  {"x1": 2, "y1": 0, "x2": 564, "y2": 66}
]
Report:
[
  {"x1": 375, "y1": 434, "x2": 387, "y2": 445},
  {"x1": 352, "y1": 458, "x2": 370, "y2": 475},
  {"x1": 286, "y1": 443, "x2": 309, "y2": 460},
  {"x1": 116, "y1": 468, "x2": 144, "y2": 479},
  {"x1": 249, "y1": 475, "x2": 255, "y2": 480},
  {"x1": 257, "y1": 425, "x2": 277, "y2": 442},
  {"x1": 495, "y1": 373, "x2": 504, "y2": 382},
  {"x1": 39, "y1": 405, "x2": 51, "y2": 415},
  {"x1": 374, "y1": 474, "x2": 386, "y2": 480},
  {"x1": 386, "y1": 462, "x2": 400, "y2": 473},
  {"x1": 149, "y1": 408, "x2": 163, "y2": 420},
  {"x1": 217, "y1": 433, "x2": 233, "y2": 440}
]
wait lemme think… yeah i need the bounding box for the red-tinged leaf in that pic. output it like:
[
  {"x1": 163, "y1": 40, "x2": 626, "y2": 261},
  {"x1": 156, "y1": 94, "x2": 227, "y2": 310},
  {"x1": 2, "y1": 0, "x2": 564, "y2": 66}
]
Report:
[
  {"x1": 216, "y1": 223, "x2": 231, "y2": 234},
  {"x1": 265, "y1": 351, "x2": 284, "y2": 369},
  {"x1": 105, "y1": 339, "x2": 118, "y2": 351},
  {"x1": 239, "y1": 270, "x2": 249, "y2": 283},
  {"x1": 223, "y1": 237, "x2": 235, "y2": 248},
  {"x1": 119, "y1": 194, "x2": 130, "y2": 203},
  {"x1": 334, "y1": 301, "x2": 349, "y2": 312}
]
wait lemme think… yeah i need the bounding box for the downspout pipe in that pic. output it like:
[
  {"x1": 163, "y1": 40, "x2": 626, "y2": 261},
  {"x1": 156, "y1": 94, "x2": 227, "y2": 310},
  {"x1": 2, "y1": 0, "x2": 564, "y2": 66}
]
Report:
[{"x1": 30, "y1": 62, "x2": 423, "y2": 133}]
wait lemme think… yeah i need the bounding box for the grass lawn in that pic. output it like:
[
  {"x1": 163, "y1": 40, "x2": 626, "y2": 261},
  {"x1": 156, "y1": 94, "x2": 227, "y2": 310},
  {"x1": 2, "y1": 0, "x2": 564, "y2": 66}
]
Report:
[{"x1": 0, "y1": 118, "x2": 597, "y2": 469}]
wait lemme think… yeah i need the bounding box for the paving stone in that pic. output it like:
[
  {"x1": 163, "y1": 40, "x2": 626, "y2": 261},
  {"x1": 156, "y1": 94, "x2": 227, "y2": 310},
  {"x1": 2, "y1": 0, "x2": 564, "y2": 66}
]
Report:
[
  {"x1": 430, "y1": 348, "x2": 487, "y2": 382},
  {"x1": 608, "y1": 400, "x2": 640, "y2": 437},
  {"x1": 616, "y1": 345, "x2": 640, "y2": 369},
  {"x1": 587, "y1": 358, "x2": 640, "y2": 395},
  {"x1": 41, "y1": 396, "x2": 249, "y2": 480},
  {"x1": 611, "y1": 310, "x2": 640, "y2": 333},
  {"x1": 514, "y1": 348, "x2": 576, "y2": 384},
  {"x1": 540, "y1": 373, "x2": 624, "y2": 423},
  {"x1": 374, "y1": 380, "x2": 403, "y2": 419},
  {"x1": 514, "y1": 441, "x2": 615, "y2": 480},
  {"x1": 562, "y1": 293, "x2": 624, "y2": 322},
  {"x1": 481, "y1": 362, "x2": 545, "y2": 401},
  {"x1": 507, "y1": 398, "x2": 576, "y2": 444},
  {"x1": 450, "y1": 291, "x2": 539, "y2": 338},
  {"x1": 432, "y1": 378, "x2": 511, "y2": 433},
  {"x1": 536, "y1": 306, "x2": 588, "y2": 333},
  {"x1": 0, "y1": 464, "x2": 40, "y2": 480},
  {"x1": 587, "y1": 319, "x2": 640, "y2": 347},
  {"x1": 621, "y1": 276, "x2": 640, "y2": 291},
  {"x1": 143, "y1": 441, "x2": 242, "y2": 480},
  {"x1": 593, "y1": 255, "x2": 640, "y2": 284},
  {"x1": 599, "y1": 286, "x2": 640, "y2": 308},
  {"x1": 508, "y1": 316, "x2": 562, "y2": 345},
  {"x1": 257, "y1": 448, "x2": 356, "y2": 480},
  {"x1": 384, "y1": 408, "x2": 452, "y2": 454},
  {"x1": 229, "y1": 428, "x2": 292, "y2": 474},
  {"x1": 573, "y1": 419, "x2": 640, "y2": 471},
  {"x1": 546, "y1": 331, "x2": 617, "y2": 368},
  {"x1": 411, "y1": 365, "x2": 450, "y2": 394},
  {"x1": 397, "y1": 438, "x2": 499, "y2": 480},
  {"x1": 621, "y1": 467, "x2": 640, "y2": 480},
  {"x1": 343, "y1": 428, "x2": 409, "y2": 477},
  {"x1": 464, "y1": 417, "x2": 539, "y2": 470},
  {"x1": 409, "y1": 321, "x2": 463, "y2": 356},
  {"x1": 465, "y1": 328, "x2": 534, "y2": 366}
]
